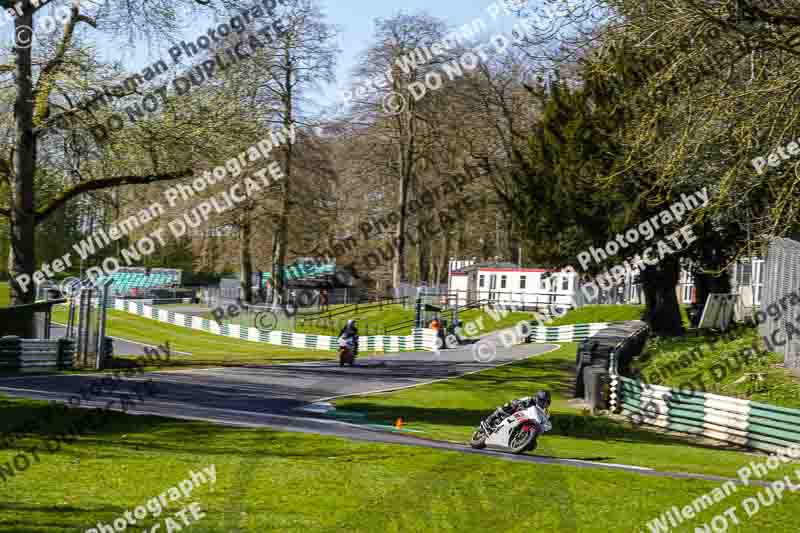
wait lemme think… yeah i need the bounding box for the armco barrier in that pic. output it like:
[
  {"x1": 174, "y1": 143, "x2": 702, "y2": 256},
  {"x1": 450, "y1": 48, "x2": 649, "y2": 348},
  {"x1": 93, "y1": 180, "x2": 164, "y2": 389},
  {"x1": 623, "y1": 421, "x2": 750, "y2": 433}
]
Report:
[
  {"x1": 526, "y1": 322, "x2": 612, "y2": 343},
  {"x1": 610, "y1": 348, "x2": 800, "y2": 454},
  {"x1": 113, "y1": 299, "x2": 438, "y2": 352},
  {"x1": 574, "y1": 321, "x2": 650, "y2": 404},
  {"x1": 0, "y1": 337, "x2": 74, "y2": 370}
]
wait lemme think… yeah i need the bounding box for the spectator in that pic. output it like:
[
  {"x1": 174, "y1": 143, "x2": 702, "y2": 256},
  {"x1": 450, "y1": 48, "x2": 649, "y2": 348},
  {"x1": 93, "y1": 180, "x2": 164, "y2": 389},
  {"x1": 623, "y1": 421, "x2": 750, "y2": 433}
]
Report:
[
  {"x1": 320, "y1": 288, "x2": 329, "y2": 311},
  {"x1": 429, "y1": 317, "x2": 447, "y2": 348}
]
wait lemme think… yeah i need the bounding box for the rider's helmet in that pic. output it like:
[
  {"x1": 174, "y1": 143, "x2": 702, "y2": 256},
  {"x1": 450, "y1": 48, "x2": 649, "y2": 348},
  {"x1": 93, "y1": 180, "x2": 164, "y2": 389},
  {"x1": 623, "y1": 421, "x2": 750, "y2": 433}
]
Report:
[
  {"x1": 534, "y1": 390, "x2": 551, "y2": 411},
  {"x1": 347, "y1": 319, "x2": 356, "y2": 328}
]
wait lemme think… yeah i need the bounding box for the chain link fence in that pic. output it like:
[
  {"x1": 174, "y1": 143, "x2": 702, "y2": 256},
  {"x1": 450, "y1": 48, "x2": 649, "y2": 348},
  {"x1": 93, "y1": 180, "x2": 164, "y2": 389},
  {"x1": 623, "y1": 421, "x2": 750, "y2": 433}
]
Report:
[{"x1": 759, "y1": 236, "x2": 800, "y2": 372}]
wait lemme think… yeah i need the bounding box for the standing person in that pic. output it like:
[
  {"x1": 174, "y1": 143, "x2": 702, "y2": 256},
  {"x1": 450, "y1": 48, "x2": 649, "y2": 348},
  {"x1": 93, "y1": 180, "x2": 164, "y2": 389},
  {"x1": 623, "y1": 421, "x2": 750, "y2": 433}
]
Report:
[
  {"x1": 429, "y1": 317, "x2": 445, "y2": 348},
  {"x1": 320, "y1": 288, "x2": 329, "y2": 311},
  {"x1": 430, "y1": 316, "x2": 447, "y2": 349}
]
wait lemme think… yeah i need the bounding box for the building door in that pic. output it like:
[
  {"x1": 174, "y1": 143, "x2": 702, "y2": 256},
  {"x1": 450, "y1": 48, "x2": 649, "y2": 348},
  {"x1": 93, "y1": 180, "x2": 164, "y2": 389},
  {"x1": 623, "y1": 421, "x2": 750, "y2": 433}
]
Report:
[
  {"x1": 467, "y1": 272, "x2": 477, "y2": 304},
  {"x1": 489, "y1": 274, "x2": 497, "y2": 302}
]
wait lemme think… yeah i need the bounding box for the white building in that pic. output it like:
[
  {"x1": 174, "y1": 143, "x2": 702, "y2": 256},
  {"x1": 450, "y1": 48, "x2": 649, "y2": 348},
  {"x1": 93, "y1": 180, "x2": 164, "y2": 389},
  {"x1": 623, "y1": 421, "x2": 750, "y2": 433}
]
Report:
[
  {"x1": 447, "y1": 261, "x2": 577, "y2": 310},
  {"x1": 445, "y1": 256, "x2": 765, "y2": 312}
]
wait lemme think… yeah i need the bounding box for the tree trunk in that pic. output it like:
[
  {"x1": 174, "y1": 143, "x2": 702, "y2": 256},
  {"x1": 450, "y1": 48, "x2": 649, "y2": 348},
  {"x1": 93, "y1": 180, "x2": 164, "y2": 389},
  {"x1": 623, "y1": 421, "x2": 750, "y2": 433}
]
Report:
[
  {"x1": 391, "y1": 73, "x2": 415, "y2": 290},
  {"x1": 393, "y1": 151, "x2": 410, "y2": 289},
  {"x1": 640, "y1": 256, "x2": 684, "y2": 337},
  {"x1": 495, "y1": 210, "x2": 510, "y2": 260},
  {"x1": 693, "y1": 268, "x2": 731, "y2": 326},
  {"x1": 269, "y1": 228, "x2": 279, "y2": 304},
  {"x1": 692, "y1": 224, "x2": 733, "y2": 325},
  {"x1": 439, "y1": 231, "x2": 451, "y2": 284},
  {"x1": 272, "y1": 55, "x2": 294, "y2": 305},
  {"x1": 8, "y1": 12, "x2": 37, "y2": 336},
  {"x1": 239, "y1": 221, "x2": 253, "y2": 305},
  {"x1": 416, "y1": 223, "x2": 429, "y2": 284}
]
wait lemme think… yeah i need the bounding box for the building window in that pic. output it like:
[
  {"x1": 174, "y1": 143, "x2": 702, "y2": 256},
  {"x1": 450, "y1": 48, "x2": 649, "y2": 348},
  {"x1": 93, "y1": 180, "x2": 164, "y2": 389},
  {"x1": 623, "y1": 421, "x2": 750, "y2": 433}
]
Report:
[
  {"x1": 500, "y1": 275, "x2": 507, "y2": 289},
  {"x1": 479, "y1": 275, "x2": 485, "y2": 288},
  {"x1": 540, "y1": 276, "x2": 548, "y2": 290},
  {"x1": 562, "y1": 276, "x2": 569, "y2": 291},
  {"x1": 738, "y1": 262, "x2": 752, "y2": 286},
  {"x1": 520, "y1": 276, "x2": 526, "y2": 289}
]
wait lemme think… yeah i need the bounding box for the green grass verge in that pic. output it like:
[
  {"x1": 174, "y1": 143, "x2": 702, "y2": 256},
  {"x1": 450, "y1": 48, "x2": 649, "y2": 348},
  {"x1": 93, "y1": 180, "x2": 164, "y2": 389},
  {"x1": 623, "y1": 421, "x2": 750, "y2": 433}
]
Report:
[
  {"x1": 634, "y1": 324, "x2": 800, "y2": 408},
  {"x1": 51, "y1": 306, "x2": 330, "y2": 365},
  {"x1": 334, "y1": 343, "x2": 798, "y2": 480},
  {"x1": 547, "y1": 303, "x2": 692, "y2": 329},
  {"x1": 1, "y1": 393, "x2": 798, "y2": 532},
  {"x1": 0, "y1": 281, "x2": 8, "y2": 307},
  {"x1": 207, "y1": 302, "x2": 538, "y2": 339},
  {"x1": 151, "y1": 303, "x2": 207, "y2": 309},
  {"x1": 547, "y1": 304, "x2": 645, "y2": 325}
]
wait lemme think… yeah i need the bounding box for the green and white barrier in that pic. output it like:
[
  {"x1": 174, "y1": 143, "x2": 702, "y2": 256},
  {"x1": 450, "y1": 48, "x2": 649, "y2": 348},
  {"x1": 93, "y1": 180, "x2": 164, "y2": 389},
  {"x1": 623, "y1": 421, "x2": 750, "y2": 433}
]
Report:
[
  {"x1": 114, "y1": 299, "x2": 438, "y2": 352},
  {"x1": 612, "y1": 375, "x2": 800, "y2": 453},
  {"x1": 527, "y1": 322, "x2": 611, "y2": 343}
]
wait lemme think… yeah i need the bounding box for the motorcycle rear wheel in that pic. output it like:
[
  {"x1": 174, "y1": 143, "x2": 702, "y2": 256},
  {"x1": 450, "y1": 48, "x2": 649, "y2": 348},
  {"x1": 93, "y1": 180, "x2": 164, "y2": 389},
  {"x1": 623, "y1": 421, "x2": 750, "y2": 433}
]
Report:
[
  {"x1": 470, "y1": 427, "x2": 487, "y2": 449},
  {"x1": 508, "y1": 427, "x2": 536, "y2": 454}
]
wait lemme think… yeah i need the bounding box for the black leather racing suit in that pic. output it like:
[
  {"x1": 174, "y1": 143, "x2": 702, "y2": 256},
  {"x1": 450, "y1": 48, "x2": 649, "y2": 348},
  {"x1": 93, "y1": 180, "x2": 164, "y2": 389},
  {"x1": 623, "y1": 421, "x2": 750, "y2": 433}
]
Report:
[
  {"x1": 486, "y1": 397, "x2": 536, "y2": 429},
  {"x1": 338, "y1": 325, "x2": 359, "y2": 357}
]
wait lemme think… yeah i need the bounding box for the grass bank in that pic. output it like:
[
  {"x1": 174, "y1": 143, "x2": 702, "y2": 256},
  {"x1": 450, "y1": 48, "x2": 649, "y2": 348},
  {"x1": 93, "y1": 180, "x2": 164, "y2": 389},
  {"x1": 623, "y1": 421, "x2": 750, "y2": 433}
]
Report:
[
  {"x1": 50, "y1": 306, "x2": 326, "y2": 365},
  {"x1": 0, "y1": 388, "x2": 798, "y2": 531},
  {"x1": 633, "y1": 324, "x2": 800, "y2": 408},
  {"x1": 547, "y1": 304, "x2": 645, "y2": 325},
  {"x1": 205, "y1": 301, "x2": 538, "y2": 339},
  {"x1": 547, "y1": 303, "x2": 692, "y2": 328},
  {"x1": 334, "y1": 343, "x2": 798, "y2": 480}
]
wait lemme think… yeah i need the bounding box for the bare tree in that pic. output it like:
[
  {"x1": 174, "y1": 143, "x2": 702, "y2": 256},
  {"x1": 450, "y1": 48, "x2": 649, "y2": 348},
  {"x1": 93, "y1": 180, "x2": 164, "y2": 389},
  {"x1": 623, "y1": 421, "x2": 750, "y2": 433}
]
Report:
[
  {"x1": 347, "y1": 13, "x2": 451, "y2": 290},
  {"x1": 245, "y1": 0, "x2": 339, "y2": 304},
  {"x1": 0, "y1": 0, "x2": 246, "y2": 333}
]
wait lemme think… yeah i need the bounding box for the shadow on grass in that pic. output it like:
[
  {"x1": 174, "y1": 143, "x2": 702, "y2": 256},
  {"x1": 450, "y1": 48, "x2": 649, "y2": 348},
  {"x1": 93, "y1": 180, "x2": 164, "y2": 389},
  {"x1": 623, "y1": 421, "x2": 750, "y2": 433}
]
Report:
[
  {"x1": 334, "y1": 400, "x2": 736, "y2": 453},
  {"x1": 0, "y1": 396, "x2": 398, "y2": 464}
]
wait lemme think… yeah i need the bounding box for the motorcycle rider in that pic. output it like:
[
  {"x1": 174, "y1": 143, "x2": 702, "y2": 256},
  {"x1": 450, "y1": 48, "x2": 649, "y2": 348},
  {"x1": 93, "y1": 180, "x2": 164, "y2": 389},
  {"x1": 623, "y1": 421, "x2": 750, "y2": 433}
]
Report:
[
  {"x1": 485, "y1": 390, "x2": 551, "y2": 429},
  {"x1": 338, "y1": 319, "x2": 359, "y2": 358}
]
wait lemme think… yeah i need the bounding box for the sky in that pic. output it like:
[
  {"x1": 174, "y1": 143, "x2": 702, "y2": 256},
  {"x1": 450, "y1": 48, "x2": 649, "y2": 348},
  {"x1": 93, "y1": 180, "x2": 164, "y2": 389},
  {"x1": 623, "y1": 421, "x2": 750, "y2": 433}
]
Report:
[
  {"x1": 317, "y1": 0, "x2": 520, "y2": 101},
  {"x1": 0, "y1": 0, "x2": 528, "y2": 111},
  {"x1": 98, "y1": 0, "x2": 524, "y2": 108}
]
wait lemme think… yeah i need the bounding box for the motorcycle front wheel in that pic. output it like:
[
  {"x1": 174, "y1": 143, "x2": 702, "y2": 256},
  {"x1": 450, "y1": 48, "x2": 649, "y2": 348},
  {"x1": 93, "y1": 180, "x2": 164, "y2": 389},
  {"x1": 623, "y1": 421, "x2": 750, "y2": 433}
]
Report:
[
  {"x1": 508, "y1": 427, "x2": 536, "y2": 454},
  {"x1": 470, "y1": 427, "x2": 487, "y2": 449}
]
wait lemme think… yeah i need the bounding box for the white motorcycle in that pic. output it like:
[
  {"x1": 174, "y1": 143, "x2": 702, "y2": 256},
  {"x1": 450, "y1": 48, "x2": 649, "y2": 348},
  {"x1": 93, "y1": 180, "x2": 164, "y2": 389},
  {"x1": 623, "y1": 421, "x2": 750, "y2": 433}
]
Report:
[{"x1": 470, "y1": 403, "x2": 552, "y2": 454}]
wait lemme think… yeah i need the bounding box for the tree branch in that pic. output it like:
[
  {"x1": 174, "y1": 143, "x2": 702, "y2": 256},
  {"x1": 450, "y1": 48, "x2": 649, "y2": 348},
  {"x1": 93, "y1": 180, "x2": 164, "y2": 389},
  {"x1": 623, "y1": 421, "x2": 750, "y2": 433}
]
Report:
[
  {"x1": 33, "y1": 3, "x2": 96, "y2": 128},
  {"x1": 35, "y1": 168, "x2": 192, "y2": 224},
  {"x1": 739, "y1": 0, "x2": 800, "y2": 26}
]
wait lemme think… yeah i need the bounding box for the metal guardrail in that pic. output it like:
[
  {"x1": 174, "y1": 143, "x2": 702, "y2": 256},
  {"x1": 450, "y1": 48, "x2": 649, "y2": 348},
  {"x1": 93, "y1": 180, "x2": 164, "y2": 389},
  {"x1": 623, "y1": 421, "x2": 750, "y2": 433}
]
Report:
[
  {"x1": 608, "y1": 322, "x2": 800, "y2": 453},
  {"x1": 569, "y1": 321, "x2": 649, "y2": 402},
  {"x1": 614, "y1": 376, "x2": 800, "y2": 453},
  {"x1": 0, "y1": 337, "x2": 75, "y2": 370}
]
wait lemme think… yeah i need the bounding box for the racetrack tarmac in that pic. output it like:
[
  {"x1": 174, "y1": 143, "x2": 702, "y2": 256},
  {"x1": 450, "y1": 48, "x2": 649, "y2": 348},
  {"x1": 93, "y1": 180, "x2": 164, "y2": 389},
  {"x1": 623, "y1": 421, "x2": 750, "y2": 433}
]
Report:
[
  {"x1": 0, "y1": 335, "x2": 555, "y2": 414},
  {"x1": 0, "y1": 334, "x2": 770, "y2": 486}
]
